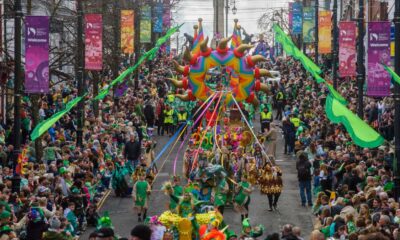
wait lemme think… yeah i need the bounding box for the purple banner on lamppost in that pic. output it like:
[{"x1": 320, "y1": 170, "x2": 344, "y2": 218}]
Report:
[
  {"x1": 339, "y1": 21, "x2": 357, "y2": 77},
  {"x1": 25, "y1": 16, "x2": 50, "y2": 93},
  {"x1": 367, "y1": 21, "x2": 391, "y2": 97}
]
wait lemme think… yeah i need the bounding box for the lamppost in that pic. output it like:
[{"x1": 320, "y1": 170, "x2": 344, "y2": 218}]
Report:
[
  {"x1": 314, "y1": 0, "x2": 319, "y2": 64},
  {"x1": 332, "y1": 0, "x2": 339, "y2": 89},
  {"x1": 12, "y1": 0, "x2": 22, "y2": 192},
  {"x1": 232, "y1": 0, "x2": 237, "y2": 15},
  {"x1": 356, "y1": 0, "x2": 365, "y2": 118},
  {"x1": 112, "y1": 1, "x2": 120, "y2": 107},
  {"x1": 76, "y1": 0, "x2": 84, "y2": 147},
  {"x1": 225, "y1": 0, "x2": 229, "y2": 38},
  {"x1": 393, "y1": 0, "x2": 400, "y2": 202}
]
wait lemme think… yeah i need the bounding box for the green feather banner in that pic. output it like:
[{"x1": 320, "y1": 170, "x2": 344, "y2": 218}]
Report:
[
  {"x1": 30, "y1": 95, "x2": 85, "y2": 141},
  {"x1": 383, "y1": 64, "x2": 400, "y2": 85},
  {"x1": 30, "y1": 24, "x2": 183, "y2": 141},
  {"x1": 273, "y1": 24, "x2": 348, "y2": 105},
  {"x1": 96, "y1": 24, "x2": 184, "y2": 100},
  {"x1": 325, "y1": 95, "x2": 384, "y2": 148},
  {"x1": 273, "y1": 24, "x2": 321, "y2": 74},
  {"x1": 326, "y1": 84, "x2": 347, "y2": 105}
]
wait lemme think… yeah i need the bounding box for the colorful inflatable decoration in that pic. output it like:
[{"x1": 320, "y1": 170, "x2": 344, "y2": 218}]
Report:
[{"x1": 170, "y1": 19, "x2": 278, "y2": 106}]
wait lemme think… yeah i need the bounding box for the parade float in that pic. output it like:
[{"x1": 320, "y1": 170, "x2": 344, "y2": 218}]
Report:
[{"x1": 146, "y1": 18, "x2": 281, "y2": 240}]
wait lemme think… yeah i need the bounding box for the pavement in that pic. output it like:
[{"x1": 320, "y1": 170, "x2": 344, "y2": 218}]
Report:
[{"x1": 80, "y1": 120, "x2": 314, "y2": 239}]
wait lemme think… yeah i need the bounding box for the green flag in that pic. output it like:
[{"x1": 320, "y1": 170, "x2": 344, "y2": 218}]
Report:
[
  {"x1": 325, "y1": 95, "x2": 384, "y2": 148},
  {"x1": 273, "y1": 24, "x2": 321, "y2": 74},
  {"x1": 30, "y1": 95, "x2": 85, "y2": 141},
  {"x1": 31, "y1": 24, "x2": 184, "y2": 141},
  {"x1": 95, "y1": 24, "x2": 184, "y2": 100},
  {"x1": 326, "y1": 84, "x2": 347, "y2": 105},
  {"x1": 383, "y1": 64, "x2": 400, "y2": 85},
  {"x1": 273, "y1": 24, "x2": 348, "y2": 105}
]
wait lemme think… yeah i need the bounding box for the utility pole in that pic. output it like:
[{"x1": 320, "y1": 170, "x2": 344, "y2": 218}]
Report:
[
  {"x1": 332, "y1": 0, "x2": 339, "y2": 89},
  {"x1": 76, "y1": 0, "x2": 84, "y2": 147},
  {"x1": 302, "y1": 0, "x2": 306, "y2": 54},
  {"x1": 393, "y1": 0, "x2": 400, "y2": 202},
  {"x1": 225, "y1": 0, "x2": 229, "y2": 38},
  {"x1": 356, "y1": 0, "x2": 365, "y2": 118},
  {"x1": 93, "y1": 71, "x2": 99, "y2": 118},
  {"x1": 314, "y1": 0, "x2": 319, "y2": 64},
  {"x1": 12, "y1": 0, "x2": 22, "y2": 190},
  {"x1": 149, "y1": 0, "x2": 155, "y2": 72},
  {"x1": 112, "y1": 1, "x2": 120, "y2": 109},
  {"x1": 134, "y1": 0, "x2": 141, "y2": 90},
  {"x1": 26, "y1": 0, "x2": 43, "y2": 162}
]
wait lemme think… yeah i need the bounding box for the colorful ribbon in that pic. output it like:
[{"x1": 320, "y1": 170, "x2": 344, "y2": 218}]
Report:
[
  {"x1": 191, "y1": 92, "x2": 224, "y2": 172},
  {"x1": 172, "y1": 93, "x2": 217, "y2": 175},
  {"x1": 231, "y1": 96, "x2": 273, "y2": 165}
]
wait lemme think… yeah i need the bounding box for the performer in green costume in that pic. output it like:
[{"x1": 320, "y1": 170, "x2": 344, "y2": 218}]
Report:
[
  {"x1": 233, "y1": 174, "x2": 253, "y2": 221},
  {"x1": 213, "y1": 176, "x2": 229, "y2": 215},
  {"x1": 177, "y1": 191, "x2": 195, "y2": 218},
  {"x1": 169, "y1": 176, "x2": 183, "y2": 212},
  {"x1": 132, "y1": 173, "x2": 151, "y2": 222}
]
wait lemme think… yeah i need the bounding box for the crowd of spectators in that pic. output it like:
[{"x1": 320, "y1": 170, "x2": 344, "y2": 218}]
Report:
[
  {"x1": 270, "y1": 56, "x2": 397, "y2": 240},
  {"x1": 0, "y1": 52, "x2": 178, "y2": 239}
]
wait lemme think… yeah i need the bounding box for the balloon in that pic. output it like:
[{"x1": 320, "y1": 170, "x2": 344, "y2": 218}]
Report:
[{"x1": 170, "y1": 20, "x2": 278, "y2": 106}]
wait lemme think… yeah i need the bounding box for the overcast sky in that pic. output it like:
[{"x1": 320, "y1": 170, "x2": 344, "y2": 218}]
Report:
[{"x1": 171, "y1": 0, "x2": 289, "y2": 46}]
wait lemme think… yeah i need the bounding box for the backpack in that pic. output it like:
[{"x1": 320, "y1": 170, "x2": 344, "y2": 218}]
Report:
[{"x1": 297, "y1": 162, "x2": 311, "y2": 180}]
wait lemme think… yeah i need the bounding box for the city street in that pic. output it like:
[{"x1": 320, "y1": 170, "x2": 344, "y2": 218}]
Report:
[
  {"x1": 81, "y1": 120, "x2": 314, "y2": 239},
  {"x1": 2, "y1": 0, "x2": 399, "y2": 239}
]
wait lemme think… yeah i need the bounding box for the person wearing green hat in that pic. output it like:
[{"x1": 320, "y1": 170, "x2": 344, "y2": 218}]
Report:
[
  {"x1": 59, "y1": 166, "x2": 67, "y2": 175},
  {"x1": 225, "y1": 229, "x2": 237, "y2": 240},
  {"x1": 0, "y1": 210, "x2": 11, "y2": 224},
  {"x1": 0, "y1": 225, "x2": 16, "y2": 239},
  {"x1": 240, "y1": 218, "x2": 252, "y2": 238}
]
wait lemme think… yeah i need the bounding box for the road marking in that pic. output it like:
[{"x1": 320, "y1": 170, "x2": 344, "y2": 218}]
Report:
[
  {"x1": 157, "y1": 172, "x2": 169, "y2": 177},
  {"x1": 97, "y1": 189, "x2": 112, "y2": 211}
]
